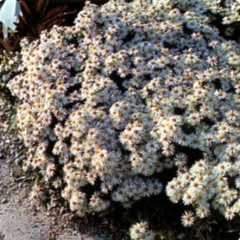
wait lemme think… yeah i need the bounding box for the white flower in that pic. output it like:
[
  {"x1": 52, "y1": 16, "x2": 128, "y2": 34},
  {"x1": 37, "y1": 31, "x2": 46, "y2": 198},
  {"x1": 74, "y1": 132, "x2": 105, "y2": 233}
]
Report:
[
  {"x1": 196, "y1": 204, "x2": 210, "y2": 218},
  {"x1": 181, "y1": 211, "x2": 195, "y2": 227},
  {"x1": 183, "y1": 191, "x2": 197, "y2": 205},
  {"x1": 224, "y1": 207, "x2": 235, "y2": 220},
  {"x1": 162, "y1": 143, "x2": 175, "y2": 156}
]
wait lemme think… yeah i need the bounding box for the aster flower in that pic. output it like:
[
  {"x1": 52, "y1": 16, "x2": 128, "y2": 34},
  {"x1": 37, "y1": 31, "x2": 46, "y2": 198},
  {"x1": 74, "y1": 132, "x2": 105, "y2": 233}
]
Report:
[
  {"x1": 181, "y1": 211, "x2": 195, "y2": 227},
  {"x1": 196, "y1": 204, "x2": 210, "y2": 218}
]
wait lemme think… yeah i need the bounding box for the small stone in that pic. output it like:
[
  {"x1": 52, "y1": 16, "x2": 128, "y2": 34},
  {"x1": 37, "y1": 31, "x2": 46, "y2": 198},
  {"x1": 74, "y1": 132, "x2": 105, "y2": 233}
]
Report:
[
  {"x1": 1, "y1": 198, "x2": 8, "y2": 204},
  {"x1": 177, "y1": 233, "x2": 186, "y2": 239}
]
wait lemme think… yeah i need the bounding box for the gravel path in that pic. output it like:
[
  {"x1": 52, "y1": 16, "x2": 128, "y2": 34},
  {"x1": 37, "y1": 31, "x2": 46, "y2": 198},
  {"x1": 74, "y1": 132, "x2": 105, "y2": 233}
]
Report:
[{"x1": 0, "y1": 101, "x2": 113, "y2": 240}]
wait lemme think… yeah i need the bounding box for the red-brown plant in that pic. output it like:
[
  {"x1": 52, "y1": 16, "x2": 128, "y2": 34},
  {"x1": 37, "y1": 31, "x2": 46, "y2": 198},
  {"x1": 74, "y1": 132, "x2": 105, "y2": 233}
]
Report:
[{"x1": 0, "y1": 0, "x2": 73, "y2": 51}]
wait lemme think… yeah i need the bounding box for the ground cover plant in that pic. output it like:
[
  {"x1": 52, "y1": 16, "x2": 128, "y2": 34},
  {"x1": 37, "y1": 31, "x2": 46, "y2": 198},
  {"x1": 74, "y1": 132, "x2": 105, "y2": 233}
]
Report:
[{"x1": 1, "y1": 0, "x2": 240, "y2": 239}]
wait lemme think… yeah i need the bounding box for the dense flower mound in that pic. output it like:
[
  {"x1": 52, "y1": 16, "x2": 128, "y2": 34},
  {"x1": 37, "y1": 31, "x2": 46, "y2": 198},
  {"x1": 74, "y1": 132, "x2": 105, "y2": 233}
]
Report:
[{"x1": 7, "y1": 0, "x2": 240, "y2": 223}]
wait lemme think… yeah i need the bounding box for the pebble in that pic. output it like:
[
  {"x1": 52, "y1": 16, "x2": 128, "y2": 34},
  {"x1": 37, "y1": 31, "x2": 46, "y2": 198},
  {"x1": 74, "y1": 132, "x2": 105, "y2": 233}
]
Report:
[{"x1": 1, "y1": 198, "x2": 8, "y2": 204}]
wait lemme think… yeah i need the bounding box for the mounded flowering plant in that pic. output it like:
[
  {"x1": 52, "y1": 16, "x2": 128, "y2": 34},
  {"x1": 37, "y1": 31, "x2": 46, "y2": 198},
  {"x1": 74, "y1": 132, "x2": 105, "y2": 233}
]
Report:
[{"x1": 7, "y1": 0, "x2": 240, "y2": 227}]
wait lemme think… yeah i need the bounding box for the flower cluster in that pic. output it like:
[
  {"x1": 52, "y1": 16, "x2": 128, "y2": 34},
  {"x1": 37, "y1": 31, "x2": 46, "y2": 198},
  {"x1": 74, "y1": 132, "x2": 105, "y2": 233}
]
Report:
[
  {"x1": 206, "y1": 0, "x2": 240, "y2": 36},
  {"x1": 0, "y1": 50, "x2": 21, "y2": 94},
  {"x1": 167, "y1": 159, "x2": 240, "y2": 222},
  {"x1": 6, "y1": 0, "x2": 240, "y2": 224},
  {"x1": 129, "y1": 221, "x2": 155, "y2": 240}
]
